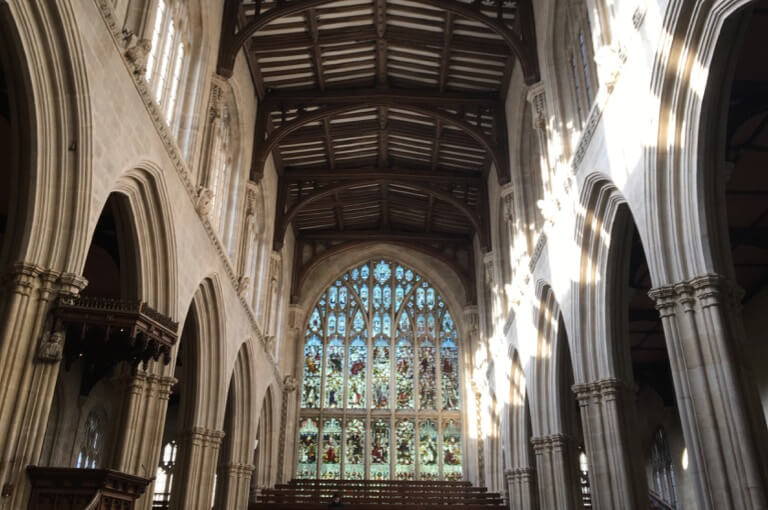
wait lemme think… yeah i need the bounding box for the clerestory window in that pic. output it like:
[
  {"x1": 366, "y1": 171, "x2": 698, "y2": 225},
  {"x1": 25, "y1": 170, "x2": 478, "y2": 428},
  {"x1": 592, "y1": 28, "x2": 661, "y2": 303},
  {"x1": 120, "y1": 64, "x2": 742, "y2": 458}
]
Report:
[{"x1": 145, "y1": 0, "x2": 188, "y2": 132}]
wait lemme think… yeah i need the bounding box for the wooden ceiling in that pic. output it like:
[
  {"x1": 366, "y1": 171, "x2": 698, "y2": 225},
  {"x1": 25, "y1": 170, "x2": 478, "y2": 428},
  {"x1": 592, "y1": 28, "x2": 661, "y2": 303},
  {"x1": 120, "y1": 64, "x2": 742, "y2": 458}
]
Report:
[{"x1": 217, "y1": 0, "x2": 539, "y2": 303}]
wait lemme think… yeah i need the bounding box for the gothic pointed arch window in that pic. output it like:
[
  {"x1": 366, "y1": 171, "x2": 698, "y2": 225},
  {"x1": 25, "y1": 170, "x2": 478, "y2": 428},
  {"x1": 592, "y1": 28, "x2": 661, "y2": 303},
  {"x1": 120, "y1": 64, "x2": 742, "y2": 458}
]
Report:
[
  {"x1": 153, "y1": 440, "x2": 178, "y2": 507},
  {"x1": 200, "y1": 81, "x2": 243, "y2": 251},
  {"x1": 649, "y1": 427, "x2": 678, "y2": 508},
  {"x1": 557, "y1": 0, "x2": 598, "y2": 131},
  {"x1": 144, "y1": 0, "x2": 190, "y2": 132},
  {"x1": 75, "y1": 407, "x2": 107, "y2": 469},
  {"x1": 298, "y1": 260, "x2": 463, "y2": 480}
]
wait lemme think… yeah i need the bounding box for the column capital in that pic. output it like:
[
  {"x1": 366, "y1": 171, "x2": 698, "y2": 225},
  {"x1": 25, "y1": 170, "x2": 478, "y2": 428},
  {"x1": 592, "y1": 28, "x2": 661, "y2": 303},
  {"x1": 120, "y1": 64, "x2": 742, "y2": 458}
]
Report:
[
  {"x1": 572, "y1": 378, "x2": 634, "y2": 403},
  {"x1": 650, "y1": 273, "x2": 742, "y2": 312},
  {"x1": 184, "y1": 427, "x2": 226, "y2": 447},
  {"x1": 531, "y1": 433, "x2": 572, "y2": 452}
]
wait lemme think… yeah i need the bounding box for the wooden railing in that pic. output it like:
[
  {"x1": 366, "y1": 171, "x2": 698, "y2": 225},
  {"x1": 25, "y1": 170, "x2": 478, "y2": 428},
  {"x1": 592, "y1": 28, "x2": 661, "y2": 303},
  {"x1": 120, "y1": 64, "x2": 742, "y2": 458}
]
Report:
[{"x1": 27, "y1": 467, "x2": 152, "y2": 510}]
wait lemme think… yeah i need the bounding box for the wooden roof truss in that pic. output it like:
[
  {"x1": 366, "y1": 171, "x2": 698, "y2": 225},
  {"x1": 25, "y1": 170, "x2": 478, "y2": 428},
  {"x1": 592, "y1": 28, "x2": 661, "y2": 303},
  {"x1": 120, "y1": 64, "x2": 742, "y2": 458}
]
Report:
[{"x1": 217, "y1": 0, "x2": 540, "y2": 304}]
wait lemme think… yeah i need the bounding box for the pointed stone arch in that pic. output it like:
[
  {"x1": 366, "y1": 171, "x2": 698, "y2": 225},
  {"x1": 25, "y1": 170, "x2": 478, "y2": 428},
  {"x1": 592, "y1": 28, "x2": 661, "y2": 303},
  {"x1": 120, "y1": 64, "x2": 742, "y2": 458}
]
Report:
[
  {"x1": 111, "y1": 164, "x2": 179, "y2": 318},
  {"x1": 214, "y1": 340, "x2": 258, "y2": 509}
]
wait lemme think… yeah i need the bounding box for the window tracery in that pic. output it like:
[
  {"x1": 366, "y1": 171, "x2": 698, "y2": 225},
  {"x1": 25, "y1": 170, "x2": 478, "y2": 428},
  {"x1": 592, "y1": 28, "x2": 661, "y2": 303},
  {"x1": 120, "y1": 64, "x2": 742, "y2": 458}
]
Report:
[
  {"x1": 153, "y1": 440, "x2": 178, "y2": 507},
  {"x1": 75, "y1": 408, "x2": 106, "y2": 469},
  {"x1": 298, "y1": 260, "x2": 463, "y2": 480},
  {"x1": 649, "y1": 427, "x2": 678, "y2": 508},
  {"x1": 560, "y1": 0, "x2": 598, "y2": 130},
  {"x1": 145, "y1": 0, "x2": 189, "y2": 131}
]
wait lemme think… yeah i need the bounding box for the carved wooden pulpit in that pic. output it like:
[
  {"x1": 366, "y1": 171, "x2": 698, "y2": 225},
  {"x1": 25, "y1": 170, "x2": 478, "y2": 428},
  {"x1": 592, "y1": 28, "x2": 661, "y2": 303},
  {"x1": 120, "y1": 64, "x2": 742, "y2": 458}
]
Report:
[{"x1": 27, "y1": 467, "x2": 152, "y2": 510}]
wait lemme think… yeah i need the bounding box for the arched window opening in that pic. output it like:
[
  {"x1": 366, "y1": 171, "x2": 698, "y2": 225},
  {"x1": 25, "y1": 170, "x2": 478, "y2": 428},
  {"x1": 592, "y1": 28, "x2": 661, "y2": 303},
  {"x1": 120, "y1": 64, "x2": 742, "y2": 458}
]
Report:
[
  {"x1": 153, "y1": 440, "x2": 178, "y2": 507},
  {"x1": 145, "y1": 0, "x2": 189, "y2": 131},
  {"x1": 649, "y1": 428, "x2": 678, "y2": 508},
  {"x1": 558, "y1": 0, "x2": 598, "y2": 132},
  {"x1": 75, "y1": 408, "x2": 107, "y2": 469},
  {"x1": 578, "y1": 447, "x2": 592, "y2": 509},
  {"x1": 200, "y1": 81, "x2": 242, "y2": 250},
  {"x1": 298, "y1": 259, "x2": 463, "y2": 480}
]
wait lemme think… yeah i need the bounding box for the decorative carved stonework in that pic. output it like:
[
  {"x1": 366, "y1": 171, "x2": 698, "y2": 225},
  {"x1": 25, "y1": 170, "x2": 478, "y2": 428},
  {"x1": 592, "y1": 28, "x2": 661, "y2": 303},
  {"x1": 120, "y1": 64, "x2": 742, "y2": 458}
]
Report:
[
  {"x1": 36, "y1": 330, "x2": 65, "y2": 363},
  {"x1": 283, "y1": 375, "x2": 298, "y2": 393},
  {"x1": 237, "y1": 275, "x2": 250, "y2": 298},
  {"x1": 124, "y1": 39, "x2": 151, "y2": 76},
  {"x1": 483, "y1": 252, "x2": 497, "y2": 287},
  {"x1": 196, "y1": 186, "x2": 214, "y2": 217}
]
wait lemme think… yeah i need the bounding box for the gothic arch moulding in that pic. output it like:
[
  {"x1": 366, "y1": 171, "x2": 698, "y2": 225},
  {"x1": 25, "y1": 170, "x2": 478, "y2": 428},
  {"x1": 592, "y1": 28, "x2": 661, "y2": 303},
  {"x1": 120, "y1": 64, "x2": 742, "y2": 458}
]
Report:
[
  {"x1": 647, "y1": 0, "x2": 759, "y2": 284},
  {"x1": 109, "y1": 163, "x2": 179, "y2": 319},
  {"x1": 0, "y1": 1, "x2": 92, "y2": 273},
  {"x1": 182, "y1": 275, "x2": 228, "y2": 430},
  {"x1": 297, "y1": 243, "x2": 470, "y2": 322}
]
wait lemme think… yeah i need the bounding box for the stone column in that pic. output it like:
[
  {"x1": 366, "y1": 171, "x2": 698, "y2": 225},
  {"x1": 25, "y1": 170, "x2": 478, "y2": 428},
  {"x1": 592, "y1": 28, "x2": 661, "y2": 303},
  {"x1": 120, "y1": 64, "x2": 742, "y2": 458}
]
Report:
[
  {"x1": 531, "y1": 434, "x2": 580, "y2": 510},
  {"x1": 170, "y1": 427, "x2": 225, "y2": 510},
  {"x1": 505, "y1": 467, "x2": 537, "y2": 510},
  {"x1": 215, "y1": 462, "x2": 255, "y2": 509},
  {"x1": 572, "y1": 379, "x2": 647, "y2": 510},
  {"x1": 276, "y1": 375, "x2": 297, "y2": 483},
  {"x1": 649, "y1": 275, "x2": 768, "y2": 510},
  {"x1": 0, "y1": 263, "x2": 86, "y2": 508},
  {"x1": 109, "y1": 367, "x2": 177, "y2": 510}
]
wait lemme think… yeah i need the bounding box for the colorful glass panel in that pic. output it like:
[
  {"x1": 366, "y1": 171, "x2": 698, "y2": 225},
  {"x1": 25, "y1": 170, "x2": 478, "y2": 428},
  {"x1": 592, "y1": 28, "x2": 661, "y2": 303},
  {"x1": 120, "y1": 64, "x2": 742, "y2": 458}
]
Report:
[
  {"x1": 396, "y1": 336, "x2": 414, "y2": 409},
  {"x1": 418, "y1": 419, "x2": 439, "y2": 480},
  {"x1": 371, "y1": 419, "x2": 390, "y2": 480},
  {"x1": 395, "y1": 419, "x2": 415, "y2": 480},
  {"x1": 442, "y1": 419, "x2": 463, "y2": 480},
  {"x1": 324, "y1": 338, "x2": 344, "y2": 408},
  {"x1": 418, "y1": 330, "x2": 437, "y2": 410},
  {"x1": 301, "y1": 335, "x2": 322, "y2": 408},
  {"x1": 298, "y1": 259, "x2": 463, "y2": 480},
  {"x1": 296, "y1": 418, "x2": 318, "y2": 479},
  {"x1": 344, "y1": 419, "x2": 365, "y2": 480},
  {"x1": 320, "y1": 419, "x2": 341, "y2": 479},
  {"x1": 441, "y1": 312, "x2": 460, "y2": 411},
  {"x1": 347, "y1": 335, "x2": 367, "y2": 408},
  {"x1": 372, "y1": 337, "x2": 390, "y2": 409}
]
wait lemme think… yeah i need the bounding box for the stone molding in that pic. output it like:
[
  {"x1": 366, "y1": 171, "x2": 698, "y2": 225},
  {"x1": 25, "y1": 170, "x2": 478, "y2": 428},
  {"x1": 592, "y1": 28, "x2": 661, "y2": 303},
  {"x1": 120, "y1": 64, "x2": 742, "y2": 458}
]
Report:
[
  {"x1": 93, "y1": 0, "x2": 283, "y2": 387},
  {"x1": 649, "y1": 273, "x2": 743, "y2": 314},
  {"x1": 222, "y1": 462, "x2": 255, "y2": 477},
  {"x1": 572, "y1": 378, "x2": 634, "y2": 404},
  {"x1": 505, "y1": 466, "x2": 535, "y2": 482},
  {"x1": 183, "y1": 427, "x2": 226, "y2": 448},
  {"x1": 530, "y1": 433, "x2": 572, "y2": 453}
]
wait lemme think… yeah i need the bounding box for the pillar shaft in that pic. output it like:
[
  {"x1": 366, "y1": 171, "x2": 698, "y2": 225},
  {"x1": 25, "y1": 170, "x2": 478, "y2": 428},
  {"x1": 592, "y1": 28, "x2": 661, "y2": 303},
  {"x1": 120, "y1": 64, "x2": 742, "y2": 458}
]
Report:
[
  {"x1": 215, "y1": 462, "x2": 254, "y2": 510},
  {"x1": 531, "y1": 434, "x2": 580, "y2": 510},
  {"x1": 109, "y1": 368, "x2": 176, "y2": 510},
  {"x1": 0, "y1": 263, "x2": 86, "y2": 508},
  {"x1": 650, "y1": 275, "x2": 768, "y2": 510},
  {"x1": 505, "y1": 467, "x2": 538, "y2": 510},
  {"x1": 573, "y1": 379, "x2": 647, "y2": 510},
  {"x1": 170, "y1": 427, "x2": 224, "y2": 510}
]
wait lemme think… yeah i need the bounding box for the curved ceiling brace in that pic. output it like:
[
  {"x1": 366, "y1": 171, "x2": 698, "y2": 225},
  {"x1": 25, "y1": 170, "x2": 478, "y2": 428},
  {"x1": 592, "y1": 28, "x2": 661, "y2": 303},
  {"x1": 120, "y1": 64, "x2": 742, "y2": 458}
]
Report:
[
  {"x1": 272, "y1": 178, "x2": 487, "y2": 251},
  {"x1": 290, "y1": 239, "x2": 477, "y2": 305},
  {"x1": 217, "y1": 0, "x2": 540, "y2": 84},
  {"x1": 252, "y1": 101, "x2": 509, "y2": 183}
]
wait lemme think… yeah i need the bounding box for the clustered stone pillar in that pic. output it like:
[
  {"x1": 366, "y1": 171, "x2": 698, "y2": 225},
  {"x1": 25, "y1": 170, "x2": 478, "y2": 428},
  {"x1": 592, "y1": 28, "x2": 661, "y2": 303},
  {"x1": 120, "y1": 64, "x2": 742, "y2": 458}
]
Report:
[
  {"x1": 505, "y1": 467, "x2": 537, "y2": 510},
  {"x1": 109, "y1": 366, "x2": 177, "y2": 510},
  {"x1": 215, "y1": 462, "x2": 255, "y2": 509},
  {"x1": 572, "y1": 379, "x2": 647, "y2": 510},
  {"x1": 531, "y1": 434, "x2": 580, "y2": 510},
  {"x1": 170, "y1": 427, "x2": 225, "y2": 510},
  {"x1": 650, "y1": 275, "x2": 768, "y2": 510},
  {"x1": 0, "y1": 263, "x2": 86, "y2": 508}
]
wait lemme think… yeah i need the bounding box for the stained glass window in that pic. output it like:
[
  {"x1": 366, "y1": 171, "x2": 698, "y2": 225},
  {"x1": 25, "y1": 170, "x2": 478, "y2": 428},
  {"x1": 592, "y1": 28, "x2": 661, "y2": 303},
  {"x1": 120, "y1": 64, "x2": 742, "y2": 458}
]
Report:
[
  {"x1": 442, "y1": 419, "x2": 463, "y2": 481},
  {"x1": 297, "y1": 418, "x2": 318, "y2": 479},
  {"x1": 395, "y1": 419, "x2": 415, "y2": 480},
  {"x1": 297, "y1": 259, "x2": 463, "y2": 480},
  {"x1": 344, "y1": 419, "x2": 366, "y2": 480}
]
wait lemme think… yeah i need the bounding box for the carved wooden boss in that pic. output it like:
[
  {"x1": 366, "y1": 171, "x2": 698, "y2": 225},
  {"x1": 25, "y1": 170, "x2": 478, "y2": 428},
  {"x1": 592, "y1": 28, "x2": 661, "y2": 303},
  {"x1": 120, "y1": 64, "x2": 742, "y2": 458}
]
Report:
[{"x1": 217, "y1": 0, "x2": 540, "y2": 305}]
